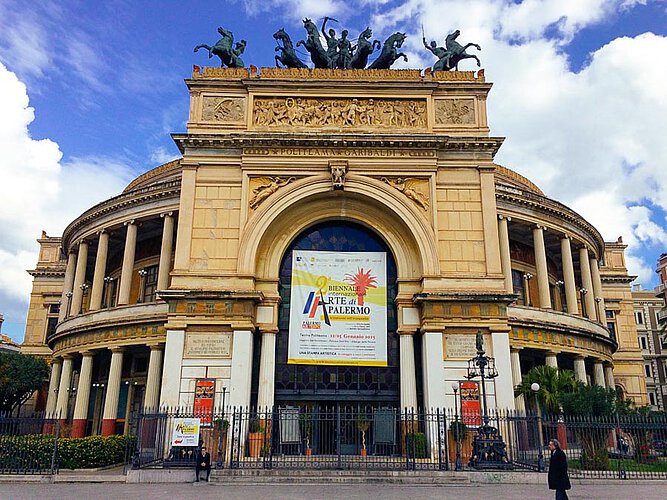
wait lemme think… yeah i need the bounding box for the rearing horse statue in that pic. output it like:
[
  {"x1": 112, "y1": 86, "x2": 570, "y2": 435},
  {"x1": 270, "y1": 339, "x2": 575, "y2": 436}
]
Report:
[
  {"x1": 368, "y1": 32, "x2": 408, "y2": 70},
  {"x1": 351, "y1": 27, "x2": 381, "y2": 69},
  {"x1": 194, "y1": 27, "x2": 246, "y2": 68},
  {"x1": 296, "y1": 18, "x2": 329, "y2": 69},
  {"x1": 274, "y1": 28, "x2": 307, "y2": 69},
  {"x1": 440, "y1": 30, "x2": 481, "y2": 71}
]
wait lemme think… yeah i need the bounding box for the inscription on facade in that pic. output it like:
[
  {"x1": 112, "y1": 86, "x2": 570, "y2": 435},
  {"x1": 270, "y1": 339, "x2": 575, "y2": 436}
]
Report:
[
  {"x1": 434, "y1": 99, "x2": 475, "y2": 125},
  {"x1": 202, "y1": 96, "x2": 246, "y2": 123},
  {"x1": 243, "y1": 147, "x2": 435, "y2": 158},
  {"x1": 253, "y1": 97, "x2": 426, "y2": 129},
  {"x1": 184, "y1": 332, "x2": 232, "y2": 358},
  {"x1": 443, "y1": 334, "x2": 478, "y2": 359}
]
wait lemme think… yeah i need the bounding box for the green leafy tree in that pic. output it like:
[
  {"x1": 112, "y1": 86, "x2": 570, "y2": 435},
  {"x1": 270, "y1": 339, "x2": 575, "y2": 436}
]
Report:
[
  {"x1": 515, "y1": 365, "x2": 577, "y2": 415},
  {"x1": 0, "y1": 351, "x2": 49, "y2": 413}
]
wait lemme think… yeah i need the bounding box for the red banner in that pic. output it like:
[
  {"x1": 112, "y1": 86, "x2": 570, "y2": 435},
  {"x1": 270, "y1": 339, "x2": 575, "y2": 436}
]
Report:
[
  {"x1": 459, "y1": 381, "x2": 481, "y2": 426},
  {"x1": 194, "y1": 379, "x2": 215, "y2": 426}
]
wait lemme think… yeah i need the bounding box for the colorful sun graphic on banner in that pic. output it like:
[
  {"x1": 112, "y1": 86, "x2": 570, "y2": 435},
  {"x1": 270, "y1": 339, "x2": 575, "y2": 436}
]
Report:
[{"x1": 344, "y1": 267, "x2": 378, "y2": 306}]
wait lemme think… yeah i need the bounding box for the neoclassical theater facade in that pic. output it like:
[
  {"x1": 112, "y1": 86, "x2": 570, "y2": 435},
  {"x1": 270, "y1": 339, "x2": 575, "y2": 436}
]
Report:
[{"x1": 22, "y1": 67, "x2": 647, "y2": 437}]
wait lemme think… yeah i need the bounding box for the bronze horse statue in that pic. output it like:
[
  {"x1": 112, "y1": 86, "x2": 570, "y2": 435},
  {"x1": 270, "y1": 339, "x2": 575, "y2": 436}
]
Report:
[
  {"x1": 274, "y1": 28, "x2": 307, "y2": 68},
  {"x1": 439, "y1": 30, "x2": 481, "y2": 71},
  {"x1": 194, "y1": 27, "x2": 246, "y2": 68},
  {"x1": 296, "y1": 18, "x2": 329, "y2": 69},
  {"x1": 351, "y1": 27, "x2": 381, "y2": 69},
  {"x1": 368, "y1": 32, "x2": 408, "y2": 70}
]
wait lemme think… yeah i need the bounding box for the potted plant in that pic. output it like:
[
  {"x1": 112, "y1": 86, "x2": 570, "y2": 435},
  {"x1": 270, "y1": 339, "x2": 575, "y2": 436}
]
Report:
[
  {"x1": 357, "y1": 416, "x2": 370, "y2": 457},
  {"x1": 300, "y1": 412, "x2": 313, "y2": 456},
  {"x1": 247, "y1": 417, "x2": 265, "y2": 458}
]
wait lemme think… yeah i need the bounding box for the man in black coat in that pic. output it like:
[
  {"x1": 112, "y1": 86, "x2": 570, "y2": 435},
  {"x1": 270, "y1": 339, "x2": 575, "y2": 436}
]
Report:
[
  {"x1": 195, "y1": 446, "x2": 211, "y2": 482},
  {"x1": 548, "y1": 439, "x2": 571, "y2": 500}
]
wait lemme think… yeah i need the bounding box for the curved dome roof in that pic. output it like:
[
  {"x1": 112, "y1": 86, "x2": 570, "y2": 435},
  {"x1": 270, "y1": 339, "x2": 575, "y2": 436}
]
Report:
[{"x1": 493, "y1": 164, "x2": 543, "y2": 195}]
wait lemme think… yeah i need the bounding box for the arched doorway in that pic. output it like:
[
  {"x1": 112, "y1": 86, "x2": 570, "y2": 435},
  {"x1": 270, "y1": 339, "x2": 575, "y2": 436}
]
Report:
[{"x1": 274, "y1": 220, "x2": 400, "y2": 408}]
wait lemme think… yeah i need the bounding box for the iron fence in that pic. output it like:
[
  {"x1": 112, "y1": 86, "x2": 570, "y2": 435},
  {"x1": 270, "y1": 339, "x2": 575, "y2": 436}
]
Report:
[{"x1": 0, "y1": 413, "x2": 59, "y2": 474}]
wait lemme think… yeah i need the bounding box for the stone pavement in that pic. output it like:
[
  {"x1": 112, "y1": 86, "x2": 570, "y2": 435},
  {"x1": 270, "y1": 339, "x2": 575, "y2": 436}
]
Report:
[{"x1": 0, "y1": 482, "x2": 666, "y2": 500}]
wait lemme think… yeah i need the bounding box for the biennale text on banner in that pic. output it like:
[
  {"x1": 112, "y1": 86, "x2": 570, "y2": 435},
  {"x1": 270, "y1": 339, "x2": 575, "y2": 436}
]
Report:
[
  {"x1": 288, "y1": 250, "x2": 387, "y2": 366},
  {"x1": 171, "y1": 417, "x2": 201, "y2": 446}
]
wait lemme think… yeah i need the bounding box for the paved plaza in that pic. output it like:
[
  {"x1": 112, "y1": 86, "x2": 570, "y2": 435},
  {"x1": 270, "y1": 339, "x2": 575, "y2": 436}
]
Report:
[{"x1": 1, "y1": 482, "x2": 666, "y2": 500}]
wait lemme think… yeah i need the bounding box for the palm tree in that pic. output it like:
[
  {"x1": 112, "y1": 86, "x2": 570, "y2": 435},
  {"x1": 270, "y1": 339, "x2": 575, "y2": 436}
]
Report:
[{"x1": 515, "y1": 365, "x2": 577, "y2": 415}]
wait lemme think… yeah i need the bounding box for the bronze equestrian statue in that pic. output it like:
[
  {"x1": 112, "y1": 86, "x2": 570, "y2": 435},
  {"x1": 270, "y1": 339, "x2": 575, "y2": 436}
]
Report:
[
  {"x1": 423, "y1": 29, "x2": 481, "y2": 71},
  {"x1": 194, "y1": 27, "x2": 246, "y2": 68},
  {"x1": 273, "y1": 28, "x2": 307, "y2": 68}
]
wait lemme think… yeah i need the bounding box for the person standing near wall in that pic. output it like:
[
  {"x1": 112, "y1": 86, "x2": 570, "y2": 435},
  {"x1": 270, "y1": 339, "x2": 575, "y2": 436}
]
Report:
[{"x1": 548, "y1": 439, "x2": 571, "y2": 500}]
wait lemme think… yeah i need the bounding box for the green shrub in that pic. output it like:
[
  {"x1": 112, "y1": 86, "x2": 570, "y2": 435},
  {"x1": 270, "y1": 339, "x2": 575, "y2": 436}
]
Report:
[{"x1": 407, "y1": 432, "x2": 427, "y2": 459}]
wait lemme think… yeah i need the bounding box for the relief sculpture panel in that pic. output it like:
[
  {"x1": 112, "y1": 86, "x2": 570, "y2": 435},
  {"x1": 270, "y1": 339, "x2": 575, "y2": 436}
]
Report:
[
  {"x1": 202, "y1": 96, "x2": 246, "y2": 123},
  {"x1": 380, "y1": 177, "x2": 430, "y2": 211},
  {"x1": 434, "y1": 99, "x2": 475, "y2": 125},
  {"x1": 253, "y1": 97, "x2": 426, "y2": 130}
]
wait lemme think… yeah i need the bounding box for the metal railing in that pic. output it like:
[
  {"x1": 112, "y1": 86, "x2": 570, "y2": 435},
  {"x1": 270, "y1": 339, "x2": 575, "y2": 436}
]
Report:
[{"x1": 0, "y1": 413, "x2": 59, "y2": 475}]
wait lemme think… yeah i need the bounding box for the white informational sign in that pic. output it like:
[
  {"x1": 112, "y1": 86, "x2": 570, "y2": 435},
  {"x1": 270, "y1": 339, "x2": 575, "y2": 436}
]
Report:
[
  {"x1": 170, "y1": 417, "x2": 201, "y2": 447},
  {"x1": 288, "y1": 250, "x2": 387, "y2": 366}
]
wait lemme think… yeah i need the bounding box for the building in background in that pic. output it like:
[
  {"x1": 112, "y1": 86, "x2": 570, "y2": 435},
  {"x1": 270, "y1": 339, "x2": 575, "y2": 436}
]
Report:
[
  {"x1": 0, "y1": 314, "x2": 21, "y2": 353},
  {"x1": 21, "y1": 67, "x2": 648, "y2": 438}
]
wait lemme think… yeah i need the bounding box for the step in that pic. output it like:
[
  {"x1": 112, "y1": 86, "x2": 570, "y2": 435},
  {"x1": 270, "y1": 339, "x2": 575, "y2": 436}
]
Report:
[{"x1": 209, "y1": 469, "x2": 471, "y2": 484}]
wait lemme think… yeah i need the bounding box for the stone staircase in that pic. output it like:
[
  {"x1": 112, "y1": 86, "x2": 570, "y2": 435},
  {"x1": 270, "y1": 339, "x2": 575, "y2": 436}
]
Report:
[{"x1": 210, "y1": 469, "x2": 471, "y2": 484}]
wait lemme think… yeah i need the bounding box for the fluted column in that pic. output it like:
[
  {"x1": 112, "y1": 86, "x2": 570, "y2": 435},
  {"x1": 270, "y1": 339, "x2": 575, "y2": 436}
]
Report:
[
  {"x1": 574, "y1": 356, "x2": 587, "y2": 384},
  {"x1": 55, "y1": 355, "x2": 74, "y2": 423},
  {"x1": 579, "y1": 247, "x2": 596, "y2": 320},
  {"x1": 532, "y1": 225, "x2": 552, "y2": 309},
  {"x1": 399, "y1": 333, "x2": 418, "y2": 411},
  {"x1": 545, "y1": 351, "x2": 558, "y2": 369},
  {"x1": 144, "y1": 344, "x2": 164, "y2": 412},
  {"x1": 117, "y1": 221, "x2": 137, "y2": 306},
  {"x1": 89, "y1": 231, "x2": 109, "y2": 311},
  {"x1": 157, "y1": 212, "x2": 175, "y2": 293},
  {"x1": 72, "y1": 351, "x2": 94, "y2": 437},
  {"x1": 45, "y1": 358, "x2": 63, "y2": 417},
  {"x1": 59, "y1": 253, "x2": 77, "y2": 321},
  {"x1": 70, "y1": 241, "x2": 89, "y2": 315},
  {"x1": 498, "y1": 215, "x2": 513, "y2": 293},
  {"x1": 604, "y1": 365, "x2": 615, "y2": 390},
  {"x1": 593, "y1": 361, "x2": 606, "y2": 388},
  {"x1": 257, "y1": 331, "x2": 277, "y2": 410},
  {"x1": 510, "y1": 348, "x2": 526, "y2": 413},
  {"x1": 560, "y1": 236, "x2": 578, "y2": 315},
  {"x1": 102, "y1": 347, "x2": 124, "y2": 436},
  {"x1": 590, "y1": 258, "x2": 606, "y2": 322}
]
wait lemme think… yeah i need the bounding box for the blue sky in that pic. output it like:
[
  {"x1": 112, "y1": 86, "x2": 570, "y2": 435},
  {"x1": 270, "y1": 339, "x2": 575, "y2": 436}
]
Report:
[{"x1": 1, "y1": 0, "x2": 666, "y2": 342}]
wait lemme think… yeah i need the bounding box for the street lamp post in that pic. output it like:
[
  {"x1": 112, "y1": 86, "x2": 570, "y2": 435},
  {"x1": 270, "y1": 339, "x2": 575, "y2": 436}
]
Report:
[
  {"x1": 451, "y1": 381, "x2": 462, "y2": 471},
  {"x1": 217, "y1": 386, "x2": 227, "y2": 468},
  {"x1": 531, "y1": 382, "x2": 545, "y2": 472}
]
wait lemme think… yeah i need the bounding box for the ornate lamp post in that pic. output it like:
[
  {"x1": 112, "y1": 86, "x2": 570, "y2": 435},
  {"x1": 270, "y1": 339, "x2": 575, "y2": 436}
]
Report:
[
  {"x1": 531, "y1": 382, "x2": 545, "y2": 472},
  {"x1": 217, "y1": 386, "x2": 228, "y2": 468},
  {"x1": 451, "y1": 381, "x2": 462, "y2": 471}
]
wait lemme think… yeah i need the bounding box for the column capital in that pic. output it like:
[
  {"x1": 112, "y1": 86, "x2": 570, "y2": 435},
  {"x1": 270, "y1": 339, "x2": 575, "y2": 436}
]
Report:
[
  {"x1": 147, "y1": 342, "x2": 165, "y2": 351},
  {"x1": 160, "y1": 211, "x2": 174, "y2": 218},
  {"x1": 109, "y1": 346, "x2": 125, "y2": 354},
  {"x1": 560, "y1": 233, "x2": 571, "y2": 240},
  {"x1": 259, "y1": 328, "x2": 279, "y2": 335},
  {"x1": 96, "y1": 229, "x2": 108, "y2": 236},
  {"x1": 498, "y1": 214, "x2": 511, "y2": 222},
  {"x1": 533, "y1": 224, "x2": 545, "y2": 231},
  {"x1": 61, "y1": 353, "x2": 75, "y2": 360},
  {"x1": 574, "y1": 354, "x2": 586, "y2": 361},
  {"x1": 79, "y1": 350, "x2": 95, "y2": 358},
  {"x1": 123, "y1": 219, "x2": 136, "y2": 227},
  {"x1": 510, "y1": 346, "x2": 523, "y2": 353},
  {"x1": 545, "y1": 350, "x2": 560, "y2": 356}
]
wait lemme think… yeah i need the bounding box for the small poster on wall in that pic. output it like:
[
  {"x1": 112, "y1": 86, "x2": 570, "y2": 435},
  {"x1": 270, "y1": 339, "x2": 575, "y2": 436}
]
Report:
[
  {"x1": 459, "y1": 381, "x2": 481, "y2": 426},
  {"x1": 170, "y1": 417, "x2": 201, "y2": 447},
  {"x1": 194, "y1": 379, "x2": 215, "y2": 426}
]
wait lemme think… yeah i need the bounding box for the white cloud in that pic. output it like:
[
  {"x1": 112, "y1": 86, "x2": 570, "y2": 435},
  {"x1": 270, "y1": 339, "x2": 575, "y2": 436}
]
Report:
[
  {"x1": 150, "y1": 147, "x2": 180, "y2": 165},
  {"x1": 0, "y1": 62, "x2": 134, "y2": 341},
  {"x1": 241, "y1": 0, "x2": 348, "y2": 19}
]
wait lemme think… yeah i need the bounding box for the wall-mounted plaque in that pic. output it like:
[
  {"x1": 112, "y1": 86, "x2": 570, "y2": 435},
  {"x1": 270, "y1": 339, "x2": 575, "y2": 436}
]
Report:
[
  {"x1": 443, "y1": 334, "x2": 478, "y2": 359},
  {"x1": 184, "y1": 332, "x2": 232, "y2": 358}
]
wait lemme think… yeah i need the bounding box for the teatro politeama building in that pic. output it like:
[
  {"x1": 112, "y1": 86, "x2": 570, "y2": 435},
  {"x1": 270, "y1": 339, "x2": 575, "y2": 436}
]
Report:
[{"x1": 22, "y1": 64, "x2": 647, "y2": 439}]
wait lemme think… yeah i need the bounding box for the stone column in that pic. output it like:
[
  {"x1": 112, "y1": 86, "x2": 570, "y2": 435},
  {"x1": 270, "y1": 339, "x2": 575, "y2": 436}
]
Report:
[
  {"x1": 421, "y1": 330, "x2": 447, "y2": 410},
  {"x1": 604, "y1": 364, "x2": 616, "y2": 390},
  {"x1": 70, "y1": 241, "x2": 89, "y2": 315},
  {"x1": 144, "y1": 344, "x2": 164, "y2": 412},
  {"x1": 117, "y1": 220, "x2": 137, "y2": 306},
  {"x1": 102, "y1": 347, "x2": 124, "y2": 436},
  {"x1": 498, "y1": 215, "x2": 513, "y2": 294},
  {"x1": 89, "y1": 231, "x2": 109, "y2": 311},
  {"x1": 58, "y1": 253, "x2": 77, "y2": 321},
  {"x1": 593, "y1": 361, "x2": 606, "y2": 388},
  {"x1": 560, "y1": 236, "x2": 578, "y2": 315},
  {"x1": 72, "y1": 351, "x2": 94, "y2": 437},
  {"x1": 590, "y1": 258, "x2": 606, "y2": 323},
  {"x1": 157, "y1": 212, "x2": 175, "y2": 293},
  {"x1": 159, "y1": 330, "x2": 185, "y2": 408},
  {"x1": 579, "y1": 247, "x2": 596, "y2": 320},
  {"x1": 545, "y1": 351, "x2": 559, "y2": 369},
  {"x1": 574, "y1": 356, "x2": 587, "y2": 384},
  {"x1": 399, "y1": 333, "x2": 418, "y2": 411},
  {"x1": 510, "y1": 348, "x2": 526, "y2": 413},
  {"x1": 55, "y1": 355, "x2": 74, "y2": 423},
  {"x1": 228, "y1": 330, "x2": 254, "y2": 409},
  {"x1": 491, "y1": 330, "x2": 515, "y2": 409},
  {"x1": 532, "y1": 225, "x2": 552, "y2": 309},
  {"x1": 257, "y1": 331, "x2": 277, "y2": 410},
  {"x1": 45, "y1": 358, "x2": 63, "y2": 417}
]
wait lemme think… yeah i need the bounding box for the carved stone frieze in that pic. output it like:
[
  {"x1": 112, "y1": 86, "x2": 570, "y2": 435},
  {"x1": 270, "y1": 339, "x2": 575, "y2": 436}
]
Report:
[
  {"x1": 259, "y1": 67, "x2": 422, "y2": 80},
  {"x1": 253, "y1": 97, "x2": 427, "y2": 129},
  {"x1": 248, "y1": 176, "x2": 296, "y2": 210},
  {"x1": 434, "y1": 99, "x2": 475, "y2": 125},
  {"x1": 380, "y1": 177, "x2": 430, "y2": 211},
  {"x1": 202, "y1": 97, "x2": 246, "y2": 123}
]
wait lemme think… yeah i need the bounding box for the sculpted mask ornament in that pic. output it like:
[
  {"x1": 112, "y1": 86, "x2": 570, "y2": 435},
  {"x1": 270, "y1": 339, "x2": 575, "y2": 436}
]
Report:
[{"x1": 329, "y1": 160, "x2": 348, "y2": 189}]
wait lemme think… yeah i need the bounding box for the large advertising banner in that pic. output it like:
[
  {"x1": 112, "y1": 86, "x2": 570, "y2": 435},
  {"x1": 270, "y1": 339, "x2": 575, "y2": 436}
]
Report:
[
  {"x1": 288, "y1": 250, "x2": 387, "y2": 366},
  {"x1": 171, "y1": 417, "x2": 201, "y2": 447},
  {"x1": 459, "y1": 381, "x2": 482, "y2": 426},
  {"x1": 194, "y1": 379, "x2": 215, "y2": 426}
]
